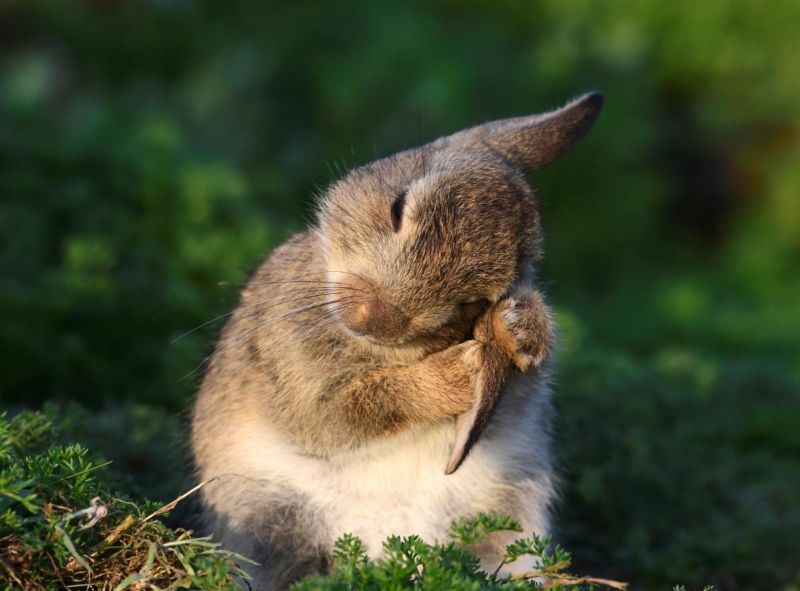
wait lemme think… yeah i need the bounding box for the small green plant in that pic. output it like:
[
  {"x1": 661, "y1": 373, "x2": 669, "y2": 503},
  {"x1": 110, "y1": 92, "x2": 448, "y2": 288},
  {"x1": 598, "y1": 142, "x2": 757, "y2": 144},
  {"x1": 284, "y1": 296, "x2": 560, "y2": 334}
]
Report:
[
  {"x1": 294, "y1": 512, "x2": 627, "y2": 591},
  {"x1": 0, "y1": 410, "x2": 250, "y2": 590}
]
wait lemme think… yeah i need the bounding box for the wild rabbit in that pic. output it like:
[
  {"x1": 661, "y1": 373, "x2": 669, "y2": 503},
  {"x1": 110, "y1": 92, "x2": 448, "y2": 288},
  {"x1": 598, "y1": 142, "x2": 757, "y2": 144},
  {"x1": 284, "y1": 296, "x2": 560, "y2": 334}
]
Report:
[{"x1": 191, "y1": 92, "x2": 603, "y2": 589}]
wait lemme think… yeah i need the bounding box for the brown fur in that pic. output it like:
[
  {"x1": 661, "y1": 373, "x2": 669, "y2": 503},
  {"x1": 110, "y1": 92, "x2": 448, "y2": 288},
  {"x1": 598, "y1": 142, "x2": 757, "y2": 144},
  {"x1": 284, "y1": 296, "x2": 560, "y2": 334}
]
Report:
[{"x1": 191, "y1": 92, "x2": 603, "y2": 589}]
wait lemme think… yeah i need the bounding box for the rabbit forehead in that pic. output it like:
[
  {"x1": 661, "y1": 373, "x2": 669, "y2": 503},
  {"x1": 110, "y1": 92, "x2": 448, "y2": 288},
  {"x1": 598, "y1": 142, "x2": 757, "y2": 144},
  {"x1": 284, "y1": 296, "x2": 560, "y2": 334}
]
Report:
[{"x1": 320, "y1": 144, "x2": 528, "y2": 230}]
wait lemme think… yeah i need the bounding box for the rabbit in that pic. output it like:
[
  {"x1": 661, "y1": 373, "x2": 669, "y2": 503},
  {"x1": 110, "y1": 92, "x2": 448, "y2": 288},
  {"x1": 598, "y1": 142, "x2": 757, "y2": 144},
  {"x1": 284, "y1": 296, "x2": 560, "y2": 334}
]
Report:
[{"x1": 191, "y1": 92, "x2": 603, "y2": 590}]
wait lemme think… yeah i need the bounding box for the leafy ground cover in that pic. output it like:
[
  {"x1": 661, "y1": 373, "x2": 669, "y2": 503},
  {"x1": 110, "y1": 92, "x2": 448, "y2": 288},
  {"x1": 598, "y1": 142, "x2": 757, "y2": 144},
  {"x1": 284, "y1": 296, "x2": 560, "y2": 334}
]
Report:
[
  {"x1": 1, "y1": 1, "x2": 799, "y2": 589},
  {"x1": 1, "y1": 410, "x2": 643, "y2": 590},
  {"x1": 0, "y1": 410, "x2": 249, "y2": 589}
]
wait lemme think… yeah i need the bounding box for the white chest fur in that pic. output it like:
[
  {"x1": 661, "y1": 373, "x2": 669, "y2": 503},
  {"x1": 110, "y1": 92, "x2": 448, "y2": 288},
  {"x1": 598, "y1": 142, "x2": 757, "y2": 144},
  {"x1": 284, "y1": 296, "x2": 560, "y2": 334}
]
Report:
[{"x1": 204, "y1": 376, "x2": 554, "y2": 565}]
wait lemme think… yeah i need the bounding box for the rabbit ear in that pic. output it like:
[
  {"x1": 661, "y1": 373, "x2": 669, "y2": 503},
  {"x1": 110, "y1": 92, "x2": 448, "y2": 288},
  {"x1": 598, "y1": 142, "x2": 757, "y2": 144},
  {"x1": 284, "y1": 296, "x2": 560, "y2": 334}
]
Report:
[{"x1": 452, "y1": 92, "x2": 604, "y2": 172}]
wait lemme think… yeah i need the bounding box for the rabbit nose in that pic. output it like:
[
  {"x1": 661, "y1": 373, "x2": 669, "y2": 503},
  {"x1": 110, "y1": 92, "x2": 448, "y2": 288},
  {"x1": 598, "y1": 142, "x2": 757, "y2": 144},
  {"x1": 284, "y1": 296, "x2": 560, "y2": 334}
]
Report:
[{"x1": 341, "y1": 297, "x2": 409, "y2": 341}]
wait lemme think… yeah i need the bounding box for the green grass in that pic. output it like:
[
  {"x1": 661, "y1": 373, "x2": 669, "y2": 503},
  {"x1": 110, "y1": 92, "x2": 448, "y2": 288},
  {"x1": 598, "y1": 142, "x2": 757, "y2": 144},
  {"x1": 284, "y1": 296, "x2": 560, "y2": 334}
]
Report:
[
  {"x1": 1, "y1": 0, "x2": 799, "y2": 588},
  {"x1": 0, "y1": 410, "x2": 250, "y2": 589},
  {"x1": 556, "y1": 346, "x2": 800, "y2": 589}
]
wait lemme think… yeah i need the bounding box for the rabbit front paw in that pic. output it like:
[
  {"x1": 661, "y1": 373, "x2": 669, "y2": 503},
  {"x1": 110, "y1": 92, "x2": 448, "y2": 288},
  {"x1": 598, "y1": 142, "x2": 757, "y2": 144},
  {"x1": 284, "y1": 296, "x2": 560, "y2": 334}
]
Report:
[
  {"x1": 425, "y1": 339, "x2": 483, "y2": 415},
  {"x1": 485, "y1": 290, "x2": 554, "y2": 372}
]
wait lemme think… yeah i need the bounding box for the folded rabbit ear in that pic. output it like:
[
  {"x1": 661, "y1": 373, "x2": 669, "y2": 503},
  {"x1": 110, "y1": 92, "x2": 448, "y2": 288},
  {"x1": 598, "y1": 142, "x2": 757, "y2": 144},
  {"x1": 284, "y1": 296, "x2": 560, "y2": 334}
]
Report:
[{"x1": 451, "y1": 92, "x2": 604, "y2": 173}]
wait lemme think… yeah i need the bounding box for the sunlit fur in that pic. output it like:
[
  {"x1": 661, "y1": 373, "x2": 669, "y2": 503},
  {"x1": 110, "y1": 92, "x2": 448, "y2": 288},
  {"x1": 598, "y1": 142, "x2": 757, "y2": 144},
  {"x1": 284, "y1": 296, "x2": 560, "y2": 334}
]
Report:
[{"x1": 191, "y1": 93, "x2": 603, "y2": 589}]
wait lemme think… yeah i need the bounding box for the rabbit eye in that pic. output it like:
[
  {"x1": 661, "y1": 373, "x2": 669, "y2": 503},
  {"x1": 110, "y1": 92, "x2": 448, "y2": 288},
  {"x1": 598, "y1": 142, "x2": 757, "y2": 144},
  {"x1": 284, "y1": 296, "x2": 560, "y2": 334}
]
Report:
[{"x1": 390, "y1": 190, "x2": 407, "y2": 233}]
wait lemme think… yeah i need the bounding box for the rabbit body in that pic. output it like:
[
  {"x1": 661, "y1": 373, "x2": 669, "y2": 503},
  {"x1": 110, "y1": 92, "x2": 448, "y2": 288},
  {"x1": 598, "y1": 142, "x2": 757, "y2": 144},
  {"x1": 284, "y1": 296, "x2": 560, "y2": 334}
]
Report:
[
  {"x1": 192, "y1": 93, "x2": 603, "y2": 589},
  {"x1": 193, "y1": 232, "x2": 554, "y2": 589}
]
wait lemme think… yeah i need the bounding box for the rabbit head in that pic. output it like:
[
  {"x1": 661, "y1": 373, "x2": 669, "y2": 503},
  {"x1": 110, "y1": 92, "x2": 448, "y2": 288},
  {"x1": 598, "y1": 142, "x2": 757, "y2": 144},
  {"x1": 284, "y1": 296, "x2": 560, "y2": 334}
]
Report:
[{"x1": 316, "y1": 92, "x2": 603, "y2": 346}]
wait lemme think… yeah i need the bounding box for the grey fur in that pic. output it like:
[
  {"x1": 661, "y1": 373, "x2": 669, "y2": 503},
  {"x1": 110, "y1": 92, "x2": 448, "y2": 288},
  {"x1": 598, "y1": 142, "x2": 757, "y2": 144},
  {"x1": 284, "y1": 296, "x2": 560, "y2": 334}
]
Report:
[{"x1": 191, "y1": 92, "x2": 603, "y2": 589}]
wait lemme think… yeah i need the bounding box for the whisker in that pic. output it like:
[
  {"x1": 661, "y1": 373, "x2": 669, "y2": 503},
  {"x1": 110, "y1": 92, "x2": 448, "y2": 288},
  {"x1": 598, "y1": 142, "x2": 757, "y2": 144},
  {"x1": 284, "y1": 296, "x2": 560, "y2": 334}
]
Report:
[
  {"x1": 171, "y1": 310, "x2": 239, "y2": 344},
  {"x1": 180, "y1": 261, "x2": 376, "y2": 380},
  {"x1": 326, "y1": 270, "x2": 371, "y2": 282},
  {"x1": 179, "y1": 294, "x2": 364, "y2": 383},
  {"x1": 236, "y1": 297, "x2": 358, "y2": 365},
  {"x1": 244, "y1": 279, "x2": 346, "y2": 286},
  {"x1": 217, "y1": 296, "x2": 357, "y2": 359},
  {"x1": 171, "y1": 288, "x2": 353, "y2": 344},
  {"x1": 279, "y1": 296, "x2": 357, "y2": 320},
  {"x1": 244, "y1": 280, "x2": 367, "y2": 293}
]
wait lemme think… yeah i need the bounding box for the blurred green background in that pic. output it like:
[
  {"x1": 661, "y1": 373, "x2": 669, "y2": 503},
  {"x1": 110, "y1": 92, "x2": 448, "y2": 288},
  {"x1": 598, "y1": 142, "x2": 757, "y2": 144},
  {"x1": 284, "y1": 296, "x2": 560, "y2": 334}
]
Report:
[{"x1": 1, "y1": 1, "x2": 799, "y2": 589}]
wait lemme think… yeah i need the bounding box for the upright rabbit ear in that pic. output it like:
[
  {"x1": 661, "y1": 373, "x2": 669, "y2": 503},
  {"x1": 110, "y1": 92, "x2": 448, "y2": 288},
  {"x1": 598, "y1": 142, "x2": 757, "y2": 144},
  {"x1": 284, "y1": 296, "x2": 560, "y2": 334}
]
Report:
[{"x1": 451, "y1": 92, "x2": 604, "y2": 172}]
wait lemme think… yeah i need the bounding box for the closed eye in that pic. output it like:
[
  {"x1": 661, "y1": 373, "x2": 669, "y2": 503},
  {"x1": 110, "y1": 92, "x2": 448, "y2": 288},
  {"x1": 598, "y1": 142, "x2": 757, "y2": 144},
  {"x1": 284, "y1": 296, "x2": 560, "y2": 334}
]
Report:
[{"x1": 390, "y1": 190, "x2": 407, "y2": 233}]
